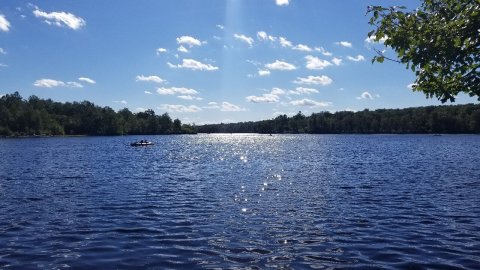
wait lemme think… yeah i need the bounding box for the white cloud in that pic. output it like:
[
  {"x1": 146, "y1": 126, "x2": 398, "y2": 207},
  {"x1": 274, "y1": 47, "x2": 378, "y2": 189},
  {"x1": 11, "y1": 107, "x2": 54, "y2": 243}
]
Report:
[
  {"x1": 290, "y1": 99, "x2": 332, "y2": 107},
  {"x1": 293, "y1": 75, "x2": 333, "y2": 86},
  {"x1": 271, "y1": 87, "x2": 286, "y2": 95},
  {"x1": 265, "y1": 60, "x2": 296, "y2": 71},
  {"x1": 136, "y1": 75, "x2": 165, "y2": 84},
  {"x1": 0, "y1": 14, "x2": 10, "y2": 32},
  {"x1": 257, "y1": 31, "x2": 276, "y2": 42},
  {"x1": 160, "y1": 104, "x2": 202, "y2": 113},
  {"x1": 234, "y1": 34, "x2": 254, "y2": 47},
  {"x1": 216, "y1": 24, "x2": 225, "y2": 30},
  {"x1": 176, "y1": 36, "x2": 202, "y2": 47},
  {"x1": 168, "y1": 59, "x2": 218, "y2": 71},
  {"x1": 114, "y1": 100, "x2": 128, "y2": 104},
  {"x1": 246, "y1": 60, "x2": 261, "y2": 66},
  {"x1": 293, "y1": 44, "x2": 313, "y2": 52},
  {"x1": 275, "y1": 0, "x2": 289, "y2": 6},
  {"x1": 332, "y1": 57, "x2": 342, "y2": 66},
  {"x1": 66, "y1": 82, "x2": 83, "y2": 88},
  {"x1": 78, "y1": 77, "x2": 96, "y2": 84},
  {"x1": 0, "y1": 63, "x2": 7, "y2": 68},
  {"x1": 135, "y1": 107, "x2": 147, "y2": 112},
  {"x1": 279, "y1": 37, "x2": 292, "y2": 47},
  {"x1": 288, "y1": 87, "x2": 319, "y2": 95},
  {"x1": 347, "y1": 55, "x2": 365, "y2": 62},
  {"x1": 178, "y1": 95, "x2": 203, "y2": 101},
  {"x1": 34, "y1": 78, "x2": 83, "y2": 88},
  {"x1": 0, "y1": 48, "x2": 6, "y2": 54},
  {"x1": 144, "y1": 91, "x2": 152, "y2": 95},
  {"x1": 314, "y1": 47, "x2": 332, "y2": 56},
  {"x1": 203, "y1": 102, "x2": 220, "y2": 109},
  {"x1": 257, "y1": 31, "x2": 267, "y2": 40},
  {"x1": 258, "y1": 70, "x2": 271, "y2": 76},
  {"x1": 356, "y1": 91, "x2": 374, "y2": 100},
  {"x1": 177, "y1": 45, "x2": 189, "y2": 53},
  {"x1": 157, "y1": 87, "x2": 198, "y2": 95},
  {"x1": 33, "y1": 8, "x2": 86, "y2": 30},
  {"x1": 407, "y1": 83, "x2": 417, "y2": 89},
  {"x1": 156, "y1": 48, "x2": 167, "y2": 55},
  {"x1": 305, "y1": 55, "x2": 332, "y2": 70},
  {"x1": 365, "y1": 35, "x2": 388, "y2": 44},
  {"x1": 221, "y1": 102, "x2": 244, "y2": 112},
  {"x1": 246, "y1": 88, "x2": 285, "y2": 103},
  {"x1": 336, "y1": 41, "x2": 352, "y2": 48},
  {"x1": 246, "y1": 94, "x2": 280, "y2": 103}
]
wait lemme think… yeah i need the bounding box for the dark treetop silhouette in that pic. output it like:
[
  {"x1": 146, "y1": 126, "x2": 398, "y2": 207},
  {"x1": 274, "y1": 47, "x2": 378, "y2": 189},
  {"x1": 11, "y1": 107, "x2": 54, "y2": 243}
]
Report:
[
  {"x1": 367, "y1": 0, "x2": 480, "y2": 102},
  {"x1": 1, "y1": 92, "x2": 479, "y2": 136}
]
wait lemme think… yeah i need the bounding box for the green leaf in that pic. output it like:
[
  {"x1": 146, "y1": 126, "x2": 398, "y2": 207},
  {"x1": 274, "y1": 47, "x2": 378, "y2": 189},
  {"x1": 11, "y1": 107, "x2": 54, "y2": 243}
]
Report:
[{"x1": 366, "y1": 0, "x2": 480, "y2": 102}]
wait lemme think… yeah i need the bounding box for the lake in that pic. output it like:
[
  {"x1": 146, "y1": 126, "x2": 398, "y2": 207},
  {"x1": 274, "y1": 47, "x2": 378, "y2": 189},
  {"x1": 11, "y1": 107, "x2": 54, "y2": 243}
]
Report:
[{"x1": 0, "y1": 134, "x2": 479, "y2": 269}]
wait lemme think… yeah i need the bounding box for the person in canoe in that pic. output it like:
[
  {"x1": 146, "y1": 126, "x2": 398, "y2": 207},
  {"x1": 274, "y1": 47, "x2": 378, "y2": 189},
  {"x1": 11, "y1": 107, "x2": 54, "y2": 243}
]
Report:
[{"x1": 131, "y1": 140, "x2": 154, "y2": 146}]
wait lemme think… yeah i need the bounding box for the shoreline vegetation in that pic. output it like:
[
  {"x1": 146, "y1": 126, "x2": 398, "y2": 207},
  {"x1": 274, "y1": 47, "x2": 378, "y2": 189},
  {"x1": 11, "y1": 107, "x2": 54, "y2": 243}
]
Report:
[
  {"x1": 198, "y1": 104, "x2": 480, "y2": 134},
  {"x1": 1, "y1": 92, "x2": 480, "y2": 137},
  {"x1": 0, "y1": 92, "x2": 196, "y2": 137}
]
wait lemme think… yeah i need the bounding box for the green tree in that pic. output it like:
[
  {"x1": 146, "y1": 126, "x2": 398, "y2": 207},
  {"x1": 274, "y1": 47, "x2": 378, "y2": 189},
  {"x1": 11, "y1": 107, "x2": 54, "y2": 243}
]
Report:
[
  {"x1": 367, "y1": 0, "x2": 480, "y2": 102},
  {"x1": 118, "y1": 108, "x2": 134, "y2": 134},
  {"x1": 158, "y1": 113, "x2": 172, "y2": 134},
  {"x1": 289, "y1": 111, "x2": 306, "y2": 133},
  {"x1": 472, "y1": 109, "x2": 480, "y2": 132},
  {"x1": 273, "y1": 114, "x2": 289, "y2": 133},
  {"x1": 172, "y1": 118, "x2": 182, "y2": 133}
]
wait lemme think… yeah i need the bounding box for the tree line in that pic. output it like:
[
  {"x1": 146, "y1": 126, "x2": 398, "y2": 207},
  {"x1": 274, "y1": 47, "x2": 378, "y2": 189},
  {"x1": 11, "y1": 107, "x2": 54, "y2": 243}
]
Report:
[
  {"x1": 0, "y1": 92, "x2": 196, "y2": 136},
  {"x1": 1, "y1": 92, "x2": 479, "y2": 136},
  {"x1": 198, "y1": 104, "x2": 480, "y2": 134}
]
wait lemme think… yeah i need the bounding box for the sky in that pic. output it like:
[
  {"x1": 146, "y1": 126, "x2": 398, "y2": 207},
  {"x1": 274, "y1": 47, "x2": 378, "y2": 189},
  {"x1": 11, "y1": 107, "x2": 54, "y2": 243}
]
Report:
[{"x1": 0, "y1": 0, "x2": 477, "y2": 124}]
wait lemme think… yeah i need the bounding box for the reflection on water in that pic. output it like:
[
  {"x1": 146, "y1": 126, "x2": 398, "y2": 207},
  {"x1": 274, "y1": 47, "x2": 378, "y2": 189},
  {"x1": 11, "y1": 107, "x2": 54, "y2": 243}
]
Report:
[{"x1": 0, "y1": 134, "x2": 479, "y2": 269}]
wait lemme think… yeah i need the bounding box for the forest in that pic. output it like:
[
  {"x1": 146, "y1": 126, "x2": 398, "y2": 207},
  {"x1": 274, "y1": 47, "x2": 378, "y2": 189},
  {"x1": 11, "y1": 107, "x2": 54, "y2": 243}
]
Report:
[
  {"x1": 198, "y1": 104, "x2": 480, "y2": 134},
  {"x1": 1, "y1": 92, "x2": 480, "y2": 136},
  {"x1": 0, "y1": 92, "x2": 196, "y2": 136}
]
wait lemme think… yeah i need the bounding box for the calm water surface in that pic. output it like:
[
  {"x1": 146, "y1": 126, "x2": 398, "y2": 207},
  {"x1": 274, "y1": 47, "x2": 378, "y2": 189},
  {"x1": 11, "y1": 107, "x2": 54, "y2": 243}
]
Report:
[{"x1": 0, "y1": 134, "x2": 479, "y2": 269}]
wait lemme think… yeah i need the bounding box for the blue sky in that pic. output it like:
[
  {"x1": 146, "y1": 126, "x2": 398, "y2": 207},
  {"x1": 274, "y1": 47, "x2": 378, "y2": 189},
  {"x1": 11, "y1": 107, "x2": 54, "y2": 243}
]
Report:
[{"x1": 0, "y1": 0, "x2": 477, "y2": 124}]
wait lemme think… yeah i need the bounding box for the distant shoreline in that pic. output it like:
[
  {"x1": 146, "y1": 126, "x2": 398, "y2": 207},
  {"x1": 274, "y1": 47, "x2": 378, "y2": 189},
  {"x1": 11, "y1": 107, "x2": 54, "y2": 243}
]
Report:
[
  {"x1": 0, "y1": 133, "x2": 195, "y2": 139},
  {"x1": 1, "y1": 92, "x2": 480, "y2": 136},
  {"x1": 2, "y1": 133, "x2": 479, "y2": 139}
]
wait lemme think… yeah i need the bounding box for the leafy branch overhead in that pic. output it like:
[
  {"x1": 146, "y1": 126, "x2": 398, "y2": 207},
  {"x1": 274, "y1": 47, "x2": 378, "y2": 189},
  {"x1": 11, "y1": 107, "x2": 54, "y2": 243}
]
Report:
[{"x1": 367, "y1": 0, "x2": 480, "y2": 102}]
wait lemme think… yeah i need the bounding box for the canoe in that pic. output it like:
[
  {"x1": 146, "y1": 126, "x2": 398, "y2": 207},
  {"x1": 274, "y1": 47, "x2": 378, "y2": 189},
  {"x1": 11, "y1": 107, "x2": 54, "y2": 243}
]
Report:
[{"x1": 130, "y1": 141, "x2": 154, "y2": 146}]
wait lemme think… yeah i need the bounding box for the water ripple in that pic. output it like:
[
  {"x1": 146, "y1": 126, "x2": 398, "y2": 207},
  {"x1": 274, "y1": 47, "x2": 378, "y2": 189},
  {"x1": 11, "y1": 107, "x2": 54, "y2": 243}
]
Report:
[{"x1": 0, "y1": 134, "x2": 479, "y2": 269}]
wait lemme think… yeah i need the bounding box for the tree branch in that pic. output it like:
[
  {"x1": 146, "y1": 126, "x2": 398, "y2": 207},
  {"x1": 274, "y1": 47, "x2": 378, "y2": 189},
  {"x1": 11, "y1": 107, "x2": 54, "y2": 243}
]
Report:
[{"x1": 372, "y1": 47, "x2": 402, "y2": 63}]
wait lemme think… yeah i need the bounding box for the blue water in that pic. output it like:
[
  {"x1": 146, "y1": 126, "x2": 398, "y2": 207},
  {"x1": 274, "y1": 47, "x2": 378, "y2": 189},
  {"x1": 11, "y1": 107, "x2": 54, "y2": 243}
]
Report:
[{"x1": 0, "y1": 134, "x2": 479, "y2": 269}]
